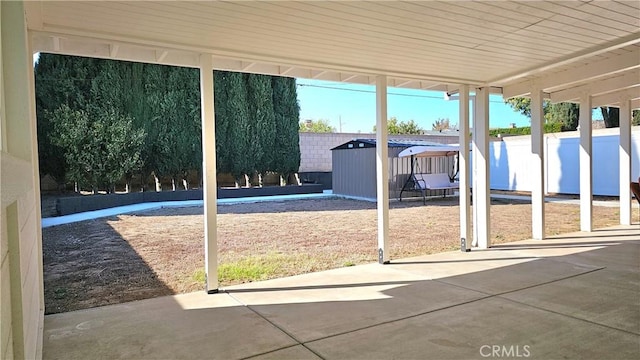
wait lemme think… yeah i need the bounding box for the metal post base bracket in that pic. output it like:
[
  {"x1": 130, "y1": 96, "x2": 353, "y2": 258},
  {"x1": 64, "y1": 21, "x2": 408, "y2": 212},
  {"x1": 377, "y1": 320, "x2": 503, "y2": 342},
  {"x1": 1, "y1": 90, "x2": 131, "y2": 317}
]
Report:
[{"x1": 461, "y1": 238, "x2": 471, "y2": 252}]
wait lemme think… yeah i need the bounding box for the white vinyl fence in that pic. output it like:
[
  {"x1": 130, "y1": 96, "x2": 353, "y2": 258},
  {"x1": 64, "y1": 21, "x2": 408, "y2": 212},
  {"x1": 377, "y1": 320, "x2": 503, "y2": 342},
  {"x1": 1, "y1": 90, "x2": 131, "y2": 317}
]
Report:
[{"x1": 488, "y1": 127, "x2": 640, "y2": 196}]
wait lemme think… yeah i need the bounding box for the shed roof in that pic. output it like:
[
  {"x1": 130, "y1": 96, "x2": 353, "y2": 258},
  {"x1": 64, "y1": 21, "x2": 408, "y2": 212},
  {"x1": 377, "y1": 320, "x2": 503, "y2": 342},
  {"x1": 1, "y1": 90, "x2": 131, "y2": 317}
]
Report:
[{"x1": 331, "y1": 139, "x2": 444, "y2": 151}]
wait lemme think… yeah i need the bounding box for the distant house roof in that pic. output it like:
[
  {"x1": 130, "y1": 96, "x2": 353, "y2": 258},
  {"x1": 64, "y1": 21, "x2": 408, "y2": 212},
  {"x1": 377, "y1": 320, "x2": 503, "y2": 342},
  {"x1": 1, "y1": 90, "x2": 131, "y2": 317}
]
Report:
[{"x1": 331, "y1": 139, "x2": 445, "y2": 150}]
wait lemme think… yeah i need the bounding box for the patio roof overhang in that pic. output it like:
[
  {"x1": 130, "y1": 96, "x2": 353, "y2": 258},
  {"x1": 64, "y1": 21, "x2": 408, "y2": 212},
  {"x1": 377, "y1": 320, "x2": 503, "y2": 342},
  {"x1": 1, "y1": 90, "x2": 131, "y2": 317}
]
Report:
[
  {"x1": 24, "y1": 1, "x2": 640, "y2": 106},
  {"x1": 20, "y1": 0, "x2": 640, "y2": 285},
  {"x1": 3, "y1": 3, "x2": 639, "y2": 357}
]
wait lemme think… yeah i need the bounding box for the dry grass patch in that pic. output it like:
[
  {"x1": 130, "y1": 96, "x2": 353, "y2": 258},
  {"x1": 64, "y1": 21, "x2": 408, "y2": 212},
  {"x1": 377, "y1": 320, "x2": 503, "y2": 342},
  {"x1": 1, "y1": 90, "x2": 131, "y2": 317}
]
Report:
[{"x1": 42, "y1": 197, "x2": 624, "y2": 314}]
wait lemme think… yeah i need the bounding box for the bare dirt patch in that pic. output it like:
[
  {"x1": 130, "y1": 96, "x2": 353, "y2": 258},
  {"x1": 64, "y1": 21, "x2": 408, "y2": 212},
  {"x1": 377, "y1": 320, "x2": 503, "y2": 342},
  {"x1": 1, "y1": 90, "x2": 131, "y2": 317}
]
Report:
[{"x1": 42, "y1": 197, "x2": 624, "y2": 314}]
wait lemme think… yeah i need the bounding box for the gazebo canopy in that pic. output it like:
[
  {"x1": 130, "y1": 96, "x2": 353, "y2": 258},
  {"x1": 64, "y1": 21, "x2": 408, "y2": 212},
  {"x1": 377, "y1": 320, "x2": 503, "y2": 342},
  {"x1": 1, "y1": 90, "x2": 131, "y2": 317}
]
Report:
[{"x1": 398, "y1": 145, "x2": 461, "y2": 158}]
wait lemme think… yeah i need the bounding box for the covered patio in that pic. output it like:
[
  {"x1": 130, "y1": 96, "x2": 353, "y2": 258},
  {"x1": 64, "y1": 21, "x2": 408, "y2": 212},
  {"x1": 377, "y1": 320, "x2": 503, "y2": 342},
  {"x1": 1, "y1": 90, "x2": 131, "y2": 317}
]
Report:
[
  {"x1": 42, "y1": 225, "x2": 639, "y2": 359},
  {"x1": 1, "y1": 1, "x2": 639, "y2": 359}
]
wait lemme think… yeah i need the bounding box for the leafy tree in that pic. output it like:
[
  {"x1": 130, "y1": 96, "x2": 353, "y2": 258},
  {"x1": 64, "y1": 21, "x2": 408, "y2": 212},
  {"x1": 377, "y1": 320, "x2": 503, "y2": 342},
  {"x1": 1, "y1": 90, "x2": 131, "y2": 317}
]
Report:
[
  {"x1": 272, "y1": 77, "x2": 301, "y2": 184},
  {"x1": 545, "y1": 103, "x2": 579, "y2": 131},
  {"x1": 34, "y1": 54, "x2": 97, "y2": 181},
  {"x1": 373, "y1": 117, "x2": 423, "y2": 134},
  {"x1": 432, "y1": 118, "x2": 451, "y2": 131},
  {"x1": 36, "y1": 55, "x2": 302, "y2": 192},
  {"x1": 506, "y1": 97, "x2": 579, "y2": 131},
  {"x1": 299, "y1": 119, "x2": 335, "y2": 133},
  {"x1": 50, "y1": 105, "x2": 145, "y2": 193},
  {"x1": 506, "y1": 98, "x2": 640, "y2": 130}
]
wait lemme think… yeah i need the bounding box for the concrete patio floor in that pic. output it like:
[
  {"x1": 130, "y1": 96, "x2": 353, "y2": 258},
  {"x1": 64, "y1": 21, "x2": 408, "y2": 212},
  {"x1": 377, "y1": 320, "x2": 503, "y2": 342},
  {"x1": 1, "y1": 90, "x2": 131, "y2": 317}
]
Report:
[{"x1": 43, "y1": 225, "x2": 639, "y2": 360}]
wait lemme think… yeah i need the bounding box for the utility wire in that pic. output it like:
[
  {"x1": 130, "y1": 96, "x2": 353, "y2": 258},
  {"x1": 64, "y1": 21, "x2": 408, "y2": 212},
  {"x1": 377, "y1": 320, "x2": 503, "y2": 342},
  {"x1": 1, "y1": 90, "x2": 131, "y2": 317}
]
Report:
[{"x1": 297, "y1": 83, "x2": 506, "y2": 104}]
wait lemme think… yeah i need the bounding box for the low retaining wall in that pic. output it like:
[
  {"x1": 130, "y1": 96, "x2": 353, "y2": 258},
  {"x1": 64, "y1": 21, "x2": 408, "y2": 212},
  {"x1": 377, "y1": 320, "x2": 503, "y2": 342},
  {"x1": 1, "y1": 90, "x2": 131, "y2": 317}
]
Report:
[{"x1": 55, "y1": 184, "x2": 324, "y2": 216}]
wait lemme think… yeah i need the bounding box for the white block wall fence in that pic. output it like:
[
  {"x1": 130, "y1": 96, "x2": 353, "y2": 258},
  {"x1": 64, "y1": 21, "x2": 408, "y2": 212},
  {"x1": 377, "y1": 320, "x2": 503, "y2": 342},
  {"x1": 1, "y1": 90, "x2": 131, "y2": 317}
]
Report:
[{"x1": 490, "y1": 127, "x2": 640, "y2": 196}]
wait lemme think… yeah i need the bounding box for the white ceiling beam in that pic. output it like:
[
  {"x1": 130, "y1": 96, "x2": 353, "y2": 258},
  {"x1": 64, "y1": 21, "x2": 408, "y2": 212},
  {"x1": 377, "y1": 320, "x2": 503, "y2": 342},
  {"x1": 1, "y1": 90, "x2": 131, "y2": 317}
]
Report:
[
  {"x1": 52, "y1": 36, "x2": 61, "y2": 52},
  {"x1": 241, "y1": 62, "x2": 257, "y2": 71},
  {"x1": 312, "y1": 70, "x2": 328, "y2": 79},
  {"x1": 211, "y1": 57, "x2": 243, "y2": 71},
  {"x1": 490, "y1": 32, "x2": 640, "y2": 87},
  {"x1": 30, "y1": 26, "x2": 485, "y2": 85},
  {"x1": 550, "y1": 70, "x2": 640, "y2": 103},
  {"x1": 592, "y1": 88, "x2": 640, "y2": 108},
  {"x1": 155, "y1": 50, "x2": 169, "y2": 63},
  {"x1": 395, "y1": 79, "x2": 414, "y2": 87},
  {"x1": 279, "y1": 66, "x2": 294, "y2": 76},
  {"x1": 503, "y1": 49, "x2": 640, "y2": 98},
  {"x1": 313, "y1": 71, "x2": 342, "y2": 82},
  {"x1": 340, "y1": 74, "x2": 360, "y2": 82}
]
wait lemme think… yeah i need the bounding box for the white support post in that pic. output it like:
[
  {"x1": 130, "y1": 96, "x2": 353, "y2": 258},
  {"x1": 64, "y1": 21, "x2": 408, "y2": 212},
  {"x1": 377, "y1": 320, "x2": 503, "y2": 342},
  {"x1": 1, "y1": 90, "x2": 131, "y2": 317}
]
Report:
[
  {"x1": 530, "y1": 89, "x2": 545, "y2": 239},
  {"x1": 375, "y1": 75, "x2": 390, "y2": 263},
  {"x1": 458, "y1": 85, "x2": 472, "y2": 251},
  {"x1": 473, "y1": 87, "x2": 491, "y2": 248},
  {"x1": 619, "y1": 98, "x2": 632, "y2": 225},
  {"x1": 27, "y1": 32, "x2": 46, "y2": 348},
  {"x1": 199, "y1": 54, "x2": 218, "y2": 293},
  {"x1": 579, "y1": 94, "x2": 593, "y2": 232}
]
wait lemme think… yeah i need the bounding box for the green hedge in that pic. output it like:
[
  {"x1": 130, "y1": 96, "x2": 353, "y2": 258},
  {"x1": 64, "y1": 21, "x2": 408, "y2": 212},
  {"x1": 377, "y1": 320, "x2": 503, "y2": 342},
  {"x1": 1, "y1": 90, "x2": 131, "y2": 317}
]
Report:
[{"x1": 489, "y1": 123, "x2": 563, "y2": 137}]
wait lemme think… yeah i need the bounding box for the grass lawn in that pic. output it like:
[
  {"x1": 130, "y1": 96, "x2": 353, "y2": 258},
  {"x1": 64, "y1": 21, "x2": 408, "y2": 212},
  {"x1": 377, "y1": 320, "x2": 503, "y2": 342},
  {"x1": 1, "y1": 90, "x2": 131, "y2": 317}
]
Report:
[{"x1": 42, "y1": 196, "x2": 624, "y2": 314}]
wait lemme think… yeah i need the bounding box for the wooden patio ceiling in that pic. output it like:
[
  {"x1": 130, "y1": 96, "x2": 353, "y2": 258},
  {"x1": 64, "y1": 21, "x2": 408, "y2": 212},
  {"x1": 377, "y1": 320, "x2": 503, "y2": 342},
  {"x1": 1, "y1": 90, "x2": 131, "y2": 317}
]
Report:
[{"x1": 25, "y1": 1, "x2": 640, "y2": 106}]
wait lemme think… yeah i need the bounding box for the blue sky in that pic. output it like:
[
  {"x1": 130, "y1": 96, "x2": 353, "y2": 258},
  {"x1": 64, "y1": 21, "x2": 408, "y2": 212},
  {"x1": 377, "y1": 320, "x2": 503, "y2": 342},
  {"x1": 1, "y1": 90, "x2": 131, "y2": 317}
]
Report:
[{"x1": 296, "y1": 79, "x2": 533, "y2": 133}]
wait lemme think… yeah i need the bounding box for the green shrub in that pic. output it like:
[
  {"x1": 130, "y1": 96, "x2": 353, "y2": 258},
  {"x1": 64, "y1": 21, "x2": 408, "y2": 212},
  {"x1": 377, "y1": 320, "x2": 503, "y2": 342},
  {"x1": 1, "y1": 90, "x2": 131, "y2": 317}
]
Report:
[{"x1": 489, "y1": 123, "x2": 563, "y2": 137}]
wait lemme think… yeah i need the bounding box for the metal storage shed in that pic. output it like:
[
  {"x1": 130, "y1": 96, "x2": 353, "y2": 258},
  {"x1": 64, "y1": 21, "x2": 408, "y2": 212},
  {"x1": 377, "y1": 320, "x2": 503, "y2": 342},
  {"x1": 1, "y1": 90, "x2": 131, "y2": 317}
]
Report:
[{"x1": 331, "y1": 139, "x2": 457, "y2": 201}]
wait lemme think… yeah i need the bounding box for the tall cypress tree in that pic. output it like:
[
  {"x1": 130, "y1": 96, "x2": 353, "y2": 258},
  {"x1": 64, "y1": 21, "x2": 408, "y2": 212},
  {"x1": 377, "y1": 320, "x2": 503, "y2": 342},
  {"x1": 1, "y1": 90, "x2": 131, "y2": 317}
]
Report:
[
  {"x1": 246, "y1": 74, "x2": 276, "y2": 183},
  {"x1": 213, "y1": 71, "x2": 230, "y2": 175},
  {"x1": 226, "y1": 72, "x2": 252, "y2": 185},
  {"x1": 271, "y1": 77, "x2": 301, "y2": 184}
]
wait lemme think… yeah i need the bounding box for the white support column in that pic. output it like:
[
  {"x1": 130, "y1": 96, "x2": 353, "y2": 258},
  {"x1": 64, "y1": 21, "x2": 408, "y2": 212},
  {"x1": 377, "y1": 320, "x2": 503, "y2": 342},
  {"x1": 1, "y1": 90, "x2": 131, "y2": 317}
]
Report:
[
  {"x1": 619, "y1": 98, "x2": 632, "y2": 225},
  {"x1": 530, "y1": 89, "x2": 545, "y2": 239},
  {"x1": 27, "y1": 32, "x2": 46, "y2": 353},
  {"x1": 458, "y1": 85, "x2": 472, "y2": 251},
  {"x1": 473, "y1": 87, "x2": 491, "y2": 248},
  {"x1": 579, "y1": 94, "x2": 593, "y2": 232},
  {"x1": 375, "y1": 75, "x2": 390, "y2": 263},
  {"x1": 199, "y1": 54, "x2": 218, "y2": 293}
]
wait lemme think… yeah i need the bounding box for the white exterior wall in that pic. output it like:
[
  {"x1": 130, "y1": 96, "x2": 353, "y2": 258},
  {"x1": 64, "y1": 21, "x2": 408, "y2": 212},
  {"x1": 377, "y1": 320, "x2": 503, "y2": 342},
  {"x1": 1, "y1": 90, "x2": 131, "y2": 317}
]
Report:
[
  {"x1": 299, "y1": 132, "x2": 458, "y2": 172},
  {"x1": 1, "y1": 2, "x2": 45, "y2": 359},
  {"x1": 490, "y1": 127, "x2": 640, "y2": 196}
]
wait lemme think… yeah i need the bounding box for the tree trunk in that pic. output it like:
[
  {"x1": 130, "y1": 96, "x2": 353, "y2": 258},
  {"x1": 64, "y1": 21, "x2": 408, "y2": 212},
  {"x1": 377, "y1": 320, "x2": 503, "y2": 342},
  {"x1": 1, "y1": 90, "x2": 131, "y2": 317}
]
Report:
[
  {"x1": 294, "y1": 173, "x2": 301, "y2": 186},
  {"x1": 601, "y1": 107, "x2": 620, "y2": 128},
  {"x1": 183, "y1": 179, "x2": 189, "y2": 190},
  {"x1": 279, "y1": 174, "x2": 286, "y2": 186},
  {"x1": 171, "y1": 177, "x2": 177, "y2": 191},
  {"x1": 153, "y1": 173, "x2": 162, "y2": 192},
  {"x1": 258, "y1": 173, "x2": 263, "y2": 187},
  {"x1": 125, "y1": 176, "x2": 132, "y2": 193}
]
